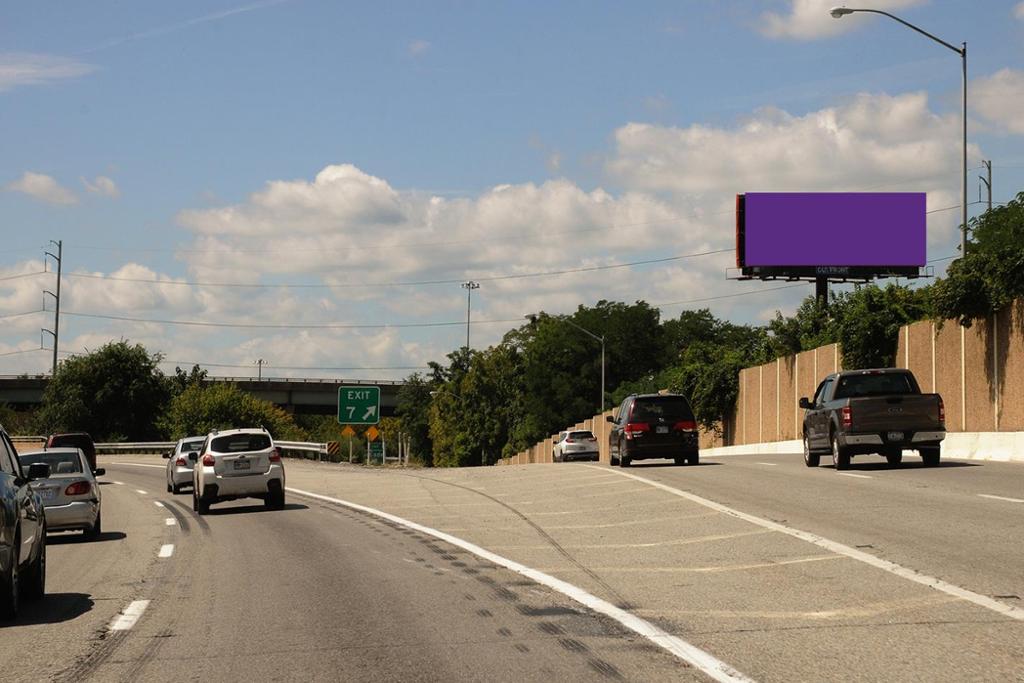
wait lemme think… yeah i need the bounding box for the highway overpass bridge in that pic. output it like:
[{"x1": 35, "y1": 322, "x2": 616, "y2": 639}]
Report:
[{"x1": 0, "y1": 376, "x2": 403, "y2": 417}]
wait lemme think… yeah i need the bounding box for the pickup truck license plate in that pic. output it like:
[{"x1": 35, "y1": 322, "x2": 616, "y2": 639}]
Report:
[
  {"x1": 656, "y1": 426, "x2": 669, "y2": 434},
  {"x1": 887, "y1": 431, "x2": 904, "y2": 442},
  {"x1": 233, "y1": 459, "x2": 251, "y2": 470}
]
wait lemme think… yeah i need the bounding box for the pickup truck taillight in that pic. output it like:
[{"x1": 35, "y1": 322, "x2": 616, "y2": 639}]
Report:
[
  {"x1": 624, "y1": 422, "x2": 650, "y2": 439},
  {"x1": 938, "y1": 397, "x2": 945, "y2": 425},
  {"x1": 841, "y1": 406, "x2": 852, "y2": 428}
]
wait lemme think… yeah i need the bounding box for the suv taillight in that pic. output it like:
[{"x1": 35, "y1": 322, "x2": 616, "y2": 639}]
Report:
[
  {"x1": 269, "y1": 447, "x2": 281, "y2": 463},
  {"x1": 938, "y1": 398, "x2": 945, "y2": 425},
  {"x1": 673, "y1": 420, "x2": 697, "y2": 431},
  {"x1": 65, "y1": 481, "x2": 91, "y2": 496},
  {"x1": 624, "y1": 422, "x2": 649, "y2": 439},
  {"x1": 175, "y1": 457, "x2": 186, "y2": 466},
  {"x1": 841, "y1": 406, "x2": 852, "y2": 428},
  {"x1": 202, "y1": 453, "x2": 215, "y2": 466}
]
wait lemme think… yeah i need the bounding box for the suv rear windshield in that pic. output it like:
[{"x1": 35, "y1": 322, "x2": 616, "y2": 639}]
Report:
[
  {"x1": 630, "y1": 396, "x2": 695, "y2": 421},
  {"x1": 833, "y1": 373, "x2": 916, "y2": 399},
  {"x1": 212, "y1": 434, "x2": 272, "y2": 453},
  {"x1": 20, "y1": 451, "x2": 83, "y2": 474},
  {"x1": 181, "y1": 440, "x2": 205, "y2": 453},
  {"x1": 567, "y1": 431, "x2": 595, "y2": 440}
]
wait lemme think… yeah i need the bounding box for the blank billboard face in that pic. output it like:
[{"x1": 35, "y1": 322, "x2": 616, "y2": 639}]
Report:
[{"x1": 743, "y1": 193, "x2": 926, "y2": 267}]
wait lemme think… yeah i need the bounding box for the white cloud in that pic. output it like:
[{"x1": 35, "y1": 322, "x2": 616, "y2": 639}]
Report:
[
  {"x1": 0, "y1": 52, "x2": 95, "y2": 92},
  {"x1": 1015, "y1": 2, "x2": 1024, "y2": 20},
  {"x1": 82, "y1": 175, "x2": 121, "y2": 198},
  {"x1": 5, "y1": 171, "x2": 78, "y2": 205},
  {"x1": 760, "y1": 0, "x2": 925, "y2": 41},
  {"x1": 972, "y1": 68, "x2": 1024, "y2": 135},
  {"x1": 408, "y1": 40, "x2": 431, "y2": 57}
]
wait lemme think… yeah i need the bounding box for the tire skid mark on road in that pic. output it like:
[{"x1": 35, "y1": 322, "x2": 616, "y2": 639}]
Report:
[
  {"x1": 164, "y1": 498, "x2": 206, "y2": 534},
  {"x1": 595, "y1": 466, "x2": 1024, "y2": 622},
  {"x1": 288, "y1": 486, "x2": 754, "y2": 683}
]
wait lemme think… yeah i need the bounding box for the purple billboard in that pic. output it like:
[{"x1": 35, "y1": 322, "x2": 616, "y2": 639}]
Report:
[{"x1": 738, "y1": 192, "x2": 926, "y2": 271}]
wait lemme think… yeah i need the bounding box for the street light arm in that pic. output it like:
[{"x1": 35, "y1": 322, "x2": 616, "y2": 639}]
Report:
[
  {"x1": 559, "y1": 317, "x2": 604, "y2": 344},
  {"x1": 836, "y1": 8, "x2": 963, "y2": 55}
]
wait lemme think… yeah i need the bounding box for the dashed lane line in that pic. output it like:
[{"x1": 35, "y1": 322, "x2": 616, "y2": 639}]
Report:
[
  {"x1": 593, "y1": 466, "x2": 1024, "y2": 622},
  {"x1": 165, "y1": 518, "x2": 176, "y2": 526},
  {"x1": 153, "y1": 501, "x2": 164, "y2": 508},
  {"x1": 978, "y1": 493, "x2": 1024, "y2": 504},
  {"x1": 135, "y1": 490, "x2": 148, "y2": 495},
  {"x1": 158, "y1": 544, "x2": 174, "y2": 558},
  {"x1": 755, "y1": 462, "x2": 778, "y2": 466},
  {"x1": 287, "y1": 486, "x2": 753, "y2": 683},
  {"x1": 109, "y1": 600, "x2": 150, "y2": 631}
]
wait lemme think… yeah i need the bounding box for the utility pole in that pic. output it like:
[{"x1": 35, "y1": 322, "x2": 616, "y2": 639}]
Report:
[
  {"x1": 461, "y1": 281, "x2": 480, "y2": 350},
  {"x1": 255, "y1": 358, "x2": 265, "y2": 380},
  {"x1": 979, "y1": 160, "x2": 992, "y2": 213},
  {"x1": 42, "y1": 240, "x2": 62, "y2": 375}
]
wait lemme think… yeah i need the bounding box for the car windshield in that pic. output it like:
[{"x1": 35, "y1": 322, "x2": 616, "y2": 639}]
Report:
[
  {"x1": 20, "y1": 451, "x2": 83, "y2": 474},
  {"x1": 631, "y1": 396, "x2": 695, "y2": 421},
  {"x1": 212, "y1": 434, "x2": 271, "y2": 452},
  {"x1": 181, "y1": 440, "x2": 205, "y2": 453},
  {"x1": 833, "y1": 373, "x2": 915, "y2": 399}
]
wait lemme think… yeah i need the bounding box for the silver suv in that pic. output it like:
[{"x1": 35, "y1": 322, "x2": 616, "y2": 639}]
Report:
[{"x1": 192, "y1": 428, "x2": 285, "y2": 514}]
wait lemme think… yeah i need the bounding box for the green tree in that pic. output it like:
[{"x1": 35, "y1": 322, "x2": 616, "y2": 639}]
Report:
[
  {"x1": 931, "y1": 191, "x2": 1024, "y2": 326},
  {"x1": 35, "y1": 340, "x2": 169, "y2": 440},
  {"x1": 832, "y1": 284, "x2": 930, "y2": 369},
  {"x1": 159, "y1": 383, "x2": 303, "y2": 441},
  {"x1": 396, "y1": 373, "x2": 437, "y2": 466}
]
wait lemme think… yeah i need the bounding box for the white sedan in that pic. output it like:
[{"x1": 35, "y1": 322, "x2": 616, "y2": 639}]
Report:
[
  {"x1": 19, "y1": 447, "x2": 104, "y2": 538},
  {"x1": 164, "y1": 436, "x2": 206, "y2": 494}
]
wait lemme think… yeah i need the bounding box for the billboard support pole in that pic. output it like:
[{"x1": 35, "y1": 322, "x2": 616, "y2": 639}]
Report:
[{"x1": 815, "y1": 277, "x2": 828, "y2": 307}]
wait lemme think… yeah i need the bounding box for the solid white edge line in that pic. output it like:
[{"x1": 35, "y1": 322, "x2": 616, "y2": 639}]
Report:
[
  {"x1": 109, "y1": 599, "x2": 150, "y2": 631},
  {"x1": 591, "y1": 466, "x2": 1024, "y2": 622},
  {"x1": 836, "y1": 473, "x2": 872, "y2": 479},
  {"x1": 165, "y1": 518, "x2": 176, "y2": 526},
  {"x1": 978, "y1": 494, "x2": 1024, "y2": 504},
  {"x1": 158, "y1": 544, "x2": 174, "y2": 558},
  {"x1": 286, "y1": 486, "x2": 753, "y2": 683}
]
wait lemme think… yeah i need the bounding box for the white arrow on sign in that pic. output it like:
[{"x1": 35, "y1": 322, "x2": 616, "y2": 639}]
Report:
[{"x1": 362, "y1": 406, "x2": 377, "y2": 421}]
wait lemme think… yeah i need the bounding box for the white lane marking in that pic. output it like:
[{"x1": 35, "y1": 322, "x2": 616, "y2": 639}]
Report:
[
  {"x1": 109, "y1": 600, "x2": 150, "y2": 631},
  {"x1": 978, "y1": 494, "x2": 1024, "y2": 504},
  {"x1": 593, "y1": 466, "x2": 1024, "y2": 622},
  {"x1": 158, "y1": 544, "x2": 174, "y2": 558},
  {"x1": 286, "y1": 486, "x2": 753, "y2": 683},
  {"x1": 755, "y1": 462, "x2": 778, "y2": 466},
  {"x1": 135, "y1": 489, "x2": 148, "y2": 495},
  {"x1": 836, "y1": 473, "x2": 872, "y2": 479},
  {"x1": 154, "y1": 501, "x2": 165, "y2": 508},
  {"x1": 116, "y1": 463, "x2": 166, "y2": 469},
  {"x1": 165, "y1": 518, "x2": 176, "y2": 526},
  {"x1": 112, "y1": 481, "x2": 125, "y2": 485}
]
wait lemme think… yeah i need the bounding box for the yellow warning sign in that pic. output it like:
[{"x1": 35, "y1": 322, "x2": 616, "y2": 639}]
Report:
[
  {"x1": 365, "y1": 425, "x2": 379, "y2": 442},
  {"x1": 340, "y1": 425, "x2": 355, "y2": 438}
]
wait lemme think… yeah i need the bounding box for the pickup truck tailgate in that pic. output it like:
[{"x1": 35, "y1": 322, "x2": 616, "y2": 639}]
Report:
[{"x1": 848, "y1": 394, "x2": 943, "y2": 432}]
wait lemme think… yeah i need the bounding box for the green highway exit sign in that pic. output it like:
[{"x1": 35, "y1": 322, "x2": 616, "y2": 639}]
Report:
[{"x1": 337, "y1": 385, "x2": 380, "y2": 425}]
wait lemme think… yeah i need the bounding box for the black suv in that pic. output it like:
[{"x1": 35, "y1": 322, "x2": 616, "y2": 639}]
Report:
[
  {"x1": 606, "y1": 393, "x2": 699, "y2": 467},
  {"x1": 46, "y1": 432, "x2": 97, "y2": 473}
]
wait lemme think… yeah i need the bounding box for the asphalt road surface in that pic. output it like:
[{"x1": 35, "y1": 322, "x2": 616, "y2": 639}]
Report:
[{"x1": 1, "y1": 451, "x2": 1022, "y2": 682}]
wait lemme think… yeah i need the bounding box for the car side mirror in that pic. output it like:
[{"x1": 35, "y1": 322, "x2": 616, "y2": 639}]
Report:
[
  {"x1": 798, "y1": 397, "x2": 812, "y2": 410},
  {"x1": 605, "y1": 415, "x2": 614, "y2": 423},
  {"x1": 93, "y1": 468, "x2": 106, "y2": 477},
  {"x1": 27, "y1": 463, "x2": 51, "y2": 480},
  {"x1": 162, "y1": 451, "x2": 171, "y2": 459},
  {"x1": 188, "y1": 452, "x2": 198, "y2": 462}
]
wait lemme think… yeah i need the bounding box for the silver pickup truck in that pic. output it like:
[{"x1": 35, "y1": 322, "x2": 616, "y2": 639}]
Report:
[{"x1": 799, "y1": 368, "x2": 945, "y2": 469}]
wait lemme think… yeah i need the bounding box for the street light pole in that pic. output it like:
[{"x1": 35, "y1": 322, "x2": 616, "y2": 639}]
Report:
[
  {"x1": 830, "y1": 7, "x2": 968, "y2": 256},
  {"x1": 461, "y1": 281, "x2": 480, "y2": 350}
]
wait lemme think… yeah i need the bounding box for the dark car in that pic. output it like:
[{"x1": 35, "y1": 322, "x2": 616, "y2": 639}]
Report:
[
  {"x1": 0, "y1": 424, "x2": 49, "y2": 619},
  {"x1": 46, "y1": 432, "x2": 97, "y2": 473},
  {"x1": 607, "y1": 393, "x2": 699, "y2": 467}
]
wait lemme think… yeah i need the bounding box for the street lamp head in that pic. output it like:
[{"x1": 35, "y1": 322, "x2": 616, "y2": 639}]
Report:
[{"x1": 830, "y1": 6, "x2": 854, "y2": 18}]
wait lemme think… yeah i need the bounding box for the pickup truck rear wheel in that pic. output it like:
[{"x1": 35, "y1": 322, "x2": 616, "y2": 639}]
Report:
[
  {"x1": 920, "y1": 447, "x2": 940, "y2": 467},
  {"x1": 831, "y1": 432, "x2": 851, "y2": 470},
  {"x1": 803, "y1": 434, "x2": 820, "y2": 468}
]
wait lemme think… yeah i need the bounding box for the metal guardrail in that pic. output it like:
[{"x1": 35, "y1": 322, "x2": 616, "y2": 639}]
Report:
[{"x1": 93, "y1": 440, "x2": 328, "y2": 457}]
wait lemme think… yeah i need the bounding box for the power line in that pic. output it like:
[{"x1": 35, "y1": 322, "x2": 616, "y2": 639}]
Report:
[
  {"x1": 0, "y1": 347, "x2": 43, "y2": 358},
  {"x1": 0, "y1": 309, "x2": 43, "y2": 321},
  {"x1": 62, "y1": 310, "x2": 525, "y2": 330},
  {"x1": 0, "y1": 271, "x2": 47, "y2": 282},
  {"x1": 653, "y1": 283, "x2": 806, "y2": 308},
  {"x1": 62, "y1": 248, "x2": 733, "y2": 290}
]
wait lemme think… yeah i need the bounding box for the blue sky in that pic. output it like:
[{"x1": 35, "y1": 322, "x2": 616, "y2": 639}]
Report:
[{"x1": 3, "y1": 1, "x2": 1024, "y2": 379}]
